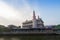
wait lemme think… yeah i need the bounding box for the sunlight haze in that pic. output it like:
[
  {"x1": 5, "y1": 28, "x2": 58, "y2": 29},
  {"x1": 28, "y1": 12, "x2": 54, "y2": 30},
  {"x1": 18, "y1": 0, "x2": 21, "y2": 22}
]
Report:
[{"x1": 0, "y1": 0, "x2": 60, "y2": 26}]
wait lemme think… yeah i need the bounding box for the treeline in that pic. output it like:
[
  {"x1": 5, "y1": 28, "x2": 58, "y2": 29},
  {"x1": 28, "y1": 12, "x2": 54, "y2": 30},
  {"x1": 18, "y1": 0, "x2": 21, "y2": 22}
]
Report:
[
  {"x1": 0, "y1": 25, "x2": 21, "y2": 32},
  {"x1": 54, "y1": 24, "x2": 60, "y2": 29}
]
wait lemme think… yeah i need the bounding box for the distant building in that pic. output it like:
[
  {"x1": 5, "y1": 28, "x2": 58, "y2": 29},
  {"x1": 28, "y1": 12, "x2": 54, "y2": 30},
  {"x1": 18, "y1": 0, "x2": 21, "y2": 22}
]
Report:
[{"x1": 22, "y1": 11, "x2": 44, "y2": 28}]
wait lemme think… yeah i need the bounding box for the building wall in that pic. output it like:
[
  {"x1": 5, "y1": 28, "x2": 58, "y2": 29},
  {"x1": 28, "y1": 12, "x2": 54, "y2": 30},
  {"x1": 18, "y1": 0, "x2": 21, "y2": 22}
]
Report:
[{"x1": 22, "y1": 19, "x2": 44, "y2": 28}]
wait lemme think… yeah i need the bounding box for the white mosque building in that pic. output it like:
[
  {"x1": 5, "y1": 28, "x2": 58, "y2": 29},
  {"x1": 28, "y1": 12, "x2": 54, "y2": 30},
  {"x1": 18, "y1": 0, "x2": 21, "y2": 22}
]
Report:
[
  {"x1": 11, "y1": 11, "x2": 54, "y2": 33},
  {"x1": 22, "y1": 11, "x2": 44, "y2": 28}
]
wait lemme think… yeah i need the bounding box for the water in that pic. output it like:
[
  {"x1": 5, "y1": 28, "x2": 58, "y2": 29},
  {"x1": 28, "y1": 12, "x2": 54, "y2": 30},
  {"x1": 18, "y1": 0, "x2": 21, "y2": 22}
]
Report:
[
  {"x1": 0, "y1": 35, "x2": 60, "y2": 40},
  {"x1": 0, "y1": 36, "x2": 21, "y2": 40}
]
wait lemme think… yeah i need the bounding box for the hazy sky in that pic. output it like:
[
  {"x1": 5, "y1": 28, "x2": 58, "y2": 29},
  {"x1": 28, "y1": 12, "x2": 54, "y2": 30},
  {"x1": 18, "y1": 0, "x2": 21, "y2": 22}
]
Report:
[{"x1": 0, "y1": 0, "x2": 60, "y2": 26}]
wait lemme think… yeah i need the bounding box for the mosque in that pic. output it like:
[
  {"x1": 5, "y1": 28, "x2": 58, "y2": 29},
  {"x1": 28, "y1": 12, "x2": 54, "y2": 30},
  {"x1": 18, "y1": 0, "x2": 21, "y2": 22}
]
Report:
[
  {"x1": 22, "y1": 11, "x2": 44, "y2": 28},
  {"x1": 11, "y1": 10, "x2": 46, "y2": 33},
  {"x1": 3, "y1": 10, "x2": 60, "y2": 34}
]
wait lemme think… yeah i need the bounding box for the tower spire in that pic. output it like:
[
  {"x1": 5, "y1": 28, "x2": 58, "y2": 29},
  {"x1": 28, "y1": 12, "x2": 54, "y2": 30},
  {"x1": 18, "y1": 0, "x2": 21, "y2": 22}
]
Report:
[
  {"x1": 32, "y1": 10, "x2": 37, "y2": 28},
  {"x1": 38, "y1": 15, "x2": 40, "y2": 19},
  {"x1": 33, "y1": 10, "x2": 36, "y2": 20}
]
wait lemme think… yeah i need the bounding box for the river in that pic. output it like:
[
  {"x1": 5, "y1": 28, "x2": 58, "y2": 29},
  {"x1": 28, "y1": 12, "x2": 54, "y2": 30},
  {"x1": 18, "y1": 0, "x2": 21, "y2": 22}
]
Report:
[{"x1": 0, "y1": 34, "x2": 60, "y2": 40}]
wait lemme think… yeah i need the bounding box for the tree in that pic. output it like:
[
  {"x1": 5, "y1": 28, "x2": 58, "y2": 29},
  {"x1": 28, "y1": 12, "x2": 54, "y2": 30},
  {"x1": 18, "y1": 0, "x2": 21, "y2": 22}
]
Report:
[
  {"x1": 55, "y1": 24, "x2": 60, "y2": 29},
  {"x1": 8, "y1": 25, "x2": 17, "y2": 29},
  {"x1": 0, "y1": 25, "x2": 5, "y2": 32}
]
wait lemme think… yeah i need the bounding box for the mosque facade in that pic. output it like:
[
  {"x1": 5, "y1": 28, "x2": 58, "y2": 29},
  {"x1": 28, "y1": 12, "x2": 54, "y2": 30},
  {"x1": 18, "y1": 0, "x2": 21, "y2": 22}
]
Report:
[{"x1": 22, "y1": 11, "x2": 44, "y2": 28}]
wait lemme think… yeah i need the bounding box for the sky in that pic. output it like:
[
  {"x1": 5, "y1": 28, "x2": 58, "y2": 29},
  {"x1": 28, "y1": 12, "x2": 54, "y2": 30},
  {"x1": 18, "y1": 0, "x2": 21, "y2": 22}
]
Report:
[{"x1": 0, "y1": 0, "x2": 60, "y2": 26}]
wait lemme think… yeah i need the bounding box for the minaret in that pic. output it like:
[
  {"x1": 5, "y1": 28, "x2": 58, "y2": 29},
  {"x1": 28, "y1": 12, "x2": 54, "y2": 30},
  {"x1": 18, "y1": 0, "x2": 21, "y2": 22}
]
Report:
[
  {"x1": 32, "y1": 10, "x2": 37, "y2": 28},
  {"x1": 38, "y1": 16, "x2": 40, "y2": 19},
  {"x1": 33, "y1": 11, "x2": 36, "y2": 20}
]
